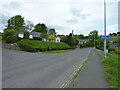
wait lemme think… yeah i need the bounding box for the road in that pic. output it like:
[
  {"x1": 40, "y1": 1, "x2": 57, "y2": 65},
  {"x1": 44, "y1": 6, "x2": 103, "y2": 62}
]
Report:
[{"x1": 2, "y1": 48, "x2": 91, "y2": 88}]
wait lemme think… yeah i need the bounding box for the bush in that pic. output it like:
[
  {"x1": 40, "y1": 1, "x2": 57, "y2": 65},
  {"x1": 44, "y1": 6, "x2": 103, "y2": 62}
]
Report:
[
  {"x1": 96, "y1": 45, "x2": 104, "y2": 50},
  {"x1": 24, "y1": 32, "x2": 30, "y2": 39},
  {"x1": 17, "y1": 39, "x2": 72, "y2": 52},
  {"x1": 108, "y1": 47, "x2": 115, "y2": 52},
  {"x1": 3, "y1": 29, "x2": 18, "y2": 43},
  {"x1": 115, "y1": 49, "x2": 120, "y2": 55},
  {"x1": 33, "y1": 37, "x2": 42, "y2": 40},
  {"x1": 6, "y1": 35, "x2": 19, "y2": 43}
]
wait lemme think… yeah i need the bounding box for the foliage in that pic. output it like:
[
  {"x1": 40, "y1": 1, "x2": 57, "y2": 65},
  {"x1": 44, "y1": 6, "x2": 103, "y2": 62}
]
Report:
[
  {"x1": 103, "y1": 53, "x2": 119, "y2": 88},
  {"x1": 66, "y1": 33, "x2": 78, "y2": 46},
  {"x1": 108, "y1": 47, "x2": 115, "y2": 52},
  {"x1": 96, "y1": 45, "x2": 104, "y2": 50},
  {"x1": 33, "y1": 23, "x2": 47, "y2": 33},
  {"x1": 5, "y1": 15, "x2": 25, "y2": 31},
  {"x1": 24, "y1": 32, "x2": 30, "y2": 39},
  {"x1": 115, "y1": 49, "x2": 120, "y2": 55},
  {"x1": 17, "y1": 39, "x2": 72, "y2": 52},
  {"x1": 48, "y1": 29, "x2": 56, "y2": 35},
  {"x1": 48, "y1": 34, "x2": 56, "y2": 40},
  {"x1": 3, "y1": 29, "x2": 18, "y2": 43}
]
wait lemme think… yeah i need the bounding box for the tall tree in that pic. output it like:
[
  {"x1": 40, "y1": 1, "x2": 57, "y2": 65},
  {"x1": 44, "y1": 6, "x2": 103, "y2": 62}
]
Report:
[
  {"x1": 48, "y1": 29, "x2": 56, "y2": 35},
  {"x1": 33, "y1": 23, "x2": 47, "y2": 33},
  {"x1": 6, "y1": 15, "x2": 25, "y2": 31}
]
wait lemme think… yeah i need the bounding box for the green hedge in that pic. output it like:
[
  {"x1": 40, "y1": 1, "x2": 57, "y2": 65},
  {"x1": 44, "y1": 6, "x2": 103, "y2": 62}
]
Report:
[
  {"x1": 108, "y1": 47, "x2": 115, "y2": 52},
  {"x1": 17, "y1": 39, "x2": 73, "y2": 52}
]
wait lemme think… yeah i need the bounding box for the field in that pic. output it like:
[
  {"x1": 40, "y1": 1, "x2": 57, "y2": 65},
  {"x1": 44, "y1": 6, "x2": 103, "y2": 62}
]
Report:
[{"x1": 17, "y1": 39, "x2": 73, "y2": 52}]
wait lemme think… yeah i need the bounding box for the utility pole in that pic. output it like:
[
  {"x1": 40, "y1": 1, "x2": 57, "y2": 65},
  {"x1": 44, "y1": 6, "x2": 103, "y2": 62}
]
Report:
[
  {"x1": 104, "y1": 0, "x2": 107, "y2": 58},
  {"x1": 94, "y1": 35, "x2": 95, "y2": 49}
]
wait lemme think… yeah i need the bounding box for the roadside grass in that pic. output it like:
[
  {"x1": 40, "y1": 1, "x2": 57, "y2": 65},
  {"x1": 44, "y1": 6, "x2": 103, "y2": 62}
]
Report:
[
  {"x1": 43, "y1": 49, "x2": 74, "y2": 53},
  {"x1": 95, "y1": 49, "x2": 119, "y2": 88},
  {"x1": 103, "y1": 53, "x2": 119, "y2": 88}
]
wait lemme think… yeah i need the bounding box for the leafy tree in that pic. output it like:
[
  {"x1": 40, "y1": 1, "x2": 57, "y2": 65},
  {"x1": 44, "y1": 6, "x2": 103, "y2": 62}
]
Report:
[
  {"x1": 78, "y1": 34, "x2": 85, "y2": 39},
  {"x1": 48, "y1": 29, "x2": 56, "y2": 35},
  {"x1": 3, "y1": 29, "x2": 18, "y2": 43},
  {"x1": 66, "y1": 33, "x2": 78, "y2": 46},
  {"x1": 6, "y1": 15, "x2": 25, "y2": 31},
  {"x1": 48, "y1": 34, "x2": 56, "y2": 41},
  {"x1": 61, "y1": 36, "x2": 68, "y2": 42},
  {"x1": 33, "y1": 23, "x2": 47, "y2": 33},
  {"x1": 88, "y1": 30, "x2": 99, "y2": 46}
]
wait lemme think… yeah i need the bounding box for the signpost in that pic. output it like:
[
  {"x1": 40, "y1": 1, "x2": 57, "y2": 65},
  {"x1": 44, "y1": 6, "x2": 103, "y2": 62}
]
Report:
[{"x1": 101, "y1": 35, "x2": 110, "y2": 39}]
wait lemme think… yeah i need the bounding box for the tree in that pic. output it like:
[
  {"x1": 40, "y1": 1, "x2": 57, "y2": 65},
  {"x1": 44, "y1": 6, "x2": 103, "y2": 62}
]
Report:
[
  {"x1": 48, "y1": 29, "x2": 56, "y2": 35},
  {"x1": 33, "y1": 23, "x2": 47, "y2": 33},
  {"x1": 48, "y1": 34, "x2": 56, "y2": 41},
  {"x1": 88, "y1": 30, "x2": 99, "y2": 46},
  {"x1": 25, "y1": 20, "x2": 34, "y2": 32},
  {"x1": 3, "y1": 29, "x2": 18, "y2": 43},
  {"x1": 66, "y1": 33, "x2": 78, "y2": 46},
  {"x1": 78, "y1": 34, "x2": 84, "y2": 39},
  {"x1": 6, "y1": 15, "x2": 25, "y2": 31}
]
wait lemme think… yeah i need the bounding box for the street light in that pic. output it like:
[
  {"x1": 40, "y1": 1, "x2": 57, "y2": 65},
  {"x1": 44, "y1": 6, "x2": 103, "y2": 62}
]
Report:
[{"x1": 104, "y1": 0, "x2": 107, "y2": 58}]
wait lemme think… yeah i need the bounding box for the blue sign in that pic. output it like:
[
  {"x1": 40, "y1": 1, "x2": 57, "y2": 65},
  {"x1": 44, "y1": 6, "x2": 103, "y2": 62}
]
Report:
[{"x1": 101, "y1": 35, "x2": 110, "y2": 39}]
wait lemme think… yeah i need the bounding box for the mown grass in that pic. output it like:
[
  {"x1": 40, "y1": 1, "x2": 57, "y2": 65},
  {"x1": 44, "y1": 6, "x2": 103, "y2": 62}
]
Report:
[
  {"x1": 17, "y1": 39, "x2": 73, "y2": 52},
  {"x1": 103, "y1": 53, "x2": 119, "y2": 88},
  {"x1": 44, "y1": 49, "x2": 74, "y2": 53}
]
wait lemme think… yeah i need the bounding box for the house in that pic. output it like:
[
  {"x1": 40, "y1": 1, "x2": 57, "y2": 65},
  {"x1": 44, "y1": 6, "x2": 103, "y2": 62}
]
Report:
[
  {"x1": 18, "y1": 33, "x2": 24, "y2": 38},
  {"x1": 109, "y1": 43, "x2": 119, "y2": 49},
  {"x1": 78, "y1": 39, "x2": 91, "y2": 44},
  {"x1": 55, "y1": 36, "x2": 61, "y2": 42},
  {"x1": 30, "y1": 32, "x2": 41, "y2": 38}
]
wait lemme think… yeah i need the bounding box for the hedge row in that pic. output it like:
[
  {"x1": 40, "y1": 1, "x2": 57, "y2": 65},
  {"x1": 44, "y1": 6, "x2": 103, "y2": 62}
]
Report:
[{"x1": 17, "y1": 39, "x2": 74, "y2": 52}]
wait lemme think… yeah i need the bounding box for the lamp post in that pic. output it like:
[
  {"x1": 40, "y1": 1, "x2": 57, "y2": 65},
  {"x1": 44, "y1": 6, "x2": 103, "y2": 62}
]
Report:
[{"x1": 104, "y1": 0, "x2": 107, "y2": 58}]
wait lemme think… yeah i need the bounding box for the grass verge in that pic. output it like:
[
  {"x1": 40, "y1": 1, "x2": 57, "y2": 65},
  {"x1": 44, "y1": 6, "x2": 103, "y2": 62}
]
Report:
[
  {"x1": 95, "y1": 49, "x2": 119, "y2": 88},
  {"x1": 43, "y1": 49, "x2": 74, "y2": 53}
]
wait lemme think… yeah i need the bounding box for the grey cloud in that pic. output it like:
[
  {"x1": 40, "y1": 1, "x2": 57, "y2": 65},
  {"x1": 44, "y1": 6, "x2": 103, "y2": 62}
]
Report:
[
  {"x1": 2, "y1": 1, "x2": 22, "y2": 10},
  {"x1": 48, "y1": 25, "x2": 67, "y2": 30},
  {"x1": 66, "y1": 19, "x2": 79, "y2": 24},
  {"x1": 71, "y1": 9, "x2": 91, "y2": 20}
]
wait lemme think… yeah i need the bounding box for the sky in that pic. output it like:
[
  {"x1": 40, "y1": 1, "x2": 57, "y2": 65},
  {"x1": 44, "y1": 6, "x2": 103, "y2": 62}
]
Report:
[{"x1": 0, "y1": 0, "x2": 119, "y2": 35}]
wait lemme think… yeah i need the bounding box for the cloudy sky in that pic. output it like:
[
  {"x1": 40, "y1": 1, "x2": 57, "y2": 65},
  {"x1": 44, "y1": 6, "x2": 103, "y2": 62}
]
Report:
[{"x1": 0, "y1": 0, "x2": 119, "y2": 35}]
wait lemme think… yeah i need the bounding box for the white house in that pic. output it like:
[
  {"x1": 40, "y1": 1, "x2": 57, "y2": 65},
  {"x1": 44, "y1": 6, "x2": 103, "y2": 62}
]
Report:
[
  {"x1": 55, "y1": 36, "x2": 61, "y2": 42},
  {"x1": 18, "y1": 33, "x2": 24, "y2": 38}
]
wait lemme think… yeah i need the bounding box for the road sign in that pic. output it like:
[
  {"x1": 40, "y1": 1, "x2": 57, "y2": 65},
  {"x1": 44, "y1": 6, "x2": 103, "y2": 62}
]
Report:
[{"x1": 101, "y1": 35, "x2": 110, "y2": 39}]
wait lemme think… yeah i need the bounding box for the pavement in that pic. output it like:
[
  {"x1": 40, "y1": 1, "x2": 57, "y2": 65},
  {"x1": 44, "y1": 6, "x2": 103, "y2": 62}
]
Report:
[
  {"x1": 74, "y1": 50, "x2": 109, "y2": 88},
  {"x1": 2, "y1": 48, "x2": 92, "y2": 88}
]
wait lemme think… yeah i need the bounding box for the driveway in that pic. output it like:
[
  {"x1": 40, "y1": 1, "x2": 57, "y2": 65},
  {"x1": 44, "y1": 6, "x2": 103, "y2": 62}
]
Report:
[{"x1": 2, "y1": 48, "x2": 92, "y2": 88}]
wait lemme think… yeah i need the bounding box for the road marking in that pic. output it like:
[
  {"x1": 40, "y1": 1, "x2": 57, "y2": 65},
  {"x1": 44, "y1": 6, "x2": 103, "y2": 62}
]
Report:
[{"x1": 60, "y1": 50, "x2": 91, "y2": 88}]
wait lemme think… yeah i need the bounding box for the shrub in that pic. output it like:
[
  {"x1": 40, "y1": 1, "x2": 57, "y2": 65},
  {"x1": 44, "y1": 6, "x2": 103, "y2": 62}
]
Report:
[
  {"x1": 24, "y1": 32, "x2": 30, "y2": 39},
  {"x1": 6, "y1": 35, "x2": 18, "y2": 43},
  {"x1": 96, "y1": 45, "x2": 104, "y2": 50},
  {"x1": 115, "y1": 49, "x2": 120, "y2": 55},
  {"x1": 3, "y1": 29, "x2": 18, "y2": 43},
  {"x1": 108, "y1": 47, "x2": 115, "y2": 52}
]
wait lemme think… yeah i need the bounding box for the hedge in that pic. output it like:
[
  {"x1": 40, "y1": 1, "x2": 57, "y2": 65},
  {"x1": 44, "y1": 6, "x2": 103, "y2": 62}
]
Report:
[{"x1": 17, "y1": 39, "x2": 73, "y2": 52}]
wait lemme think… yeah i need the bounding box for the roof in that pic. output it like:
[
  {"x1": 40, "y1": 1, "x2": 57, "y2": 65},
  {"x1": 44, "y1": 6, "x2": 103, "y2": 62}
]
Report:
[{"x1": 30, "y1": 32, "x2": 41, "y2": 37}]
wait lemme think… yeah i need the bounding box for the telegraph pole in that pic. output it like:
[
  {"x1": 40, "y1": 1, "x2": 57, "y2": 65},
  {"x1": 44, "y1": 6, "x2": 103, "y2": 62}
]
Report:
[{"x1": 104, "y1": 0, "x2": 107, "y2": 58}]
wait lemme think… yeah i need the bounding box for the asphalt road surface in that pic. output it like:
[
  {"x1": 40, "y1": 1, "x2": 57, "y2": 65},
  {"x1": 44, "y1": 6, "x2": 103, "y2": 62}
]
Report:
[{"x1": 2, "y1": 48, "x2": 91, "y2": 88}]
